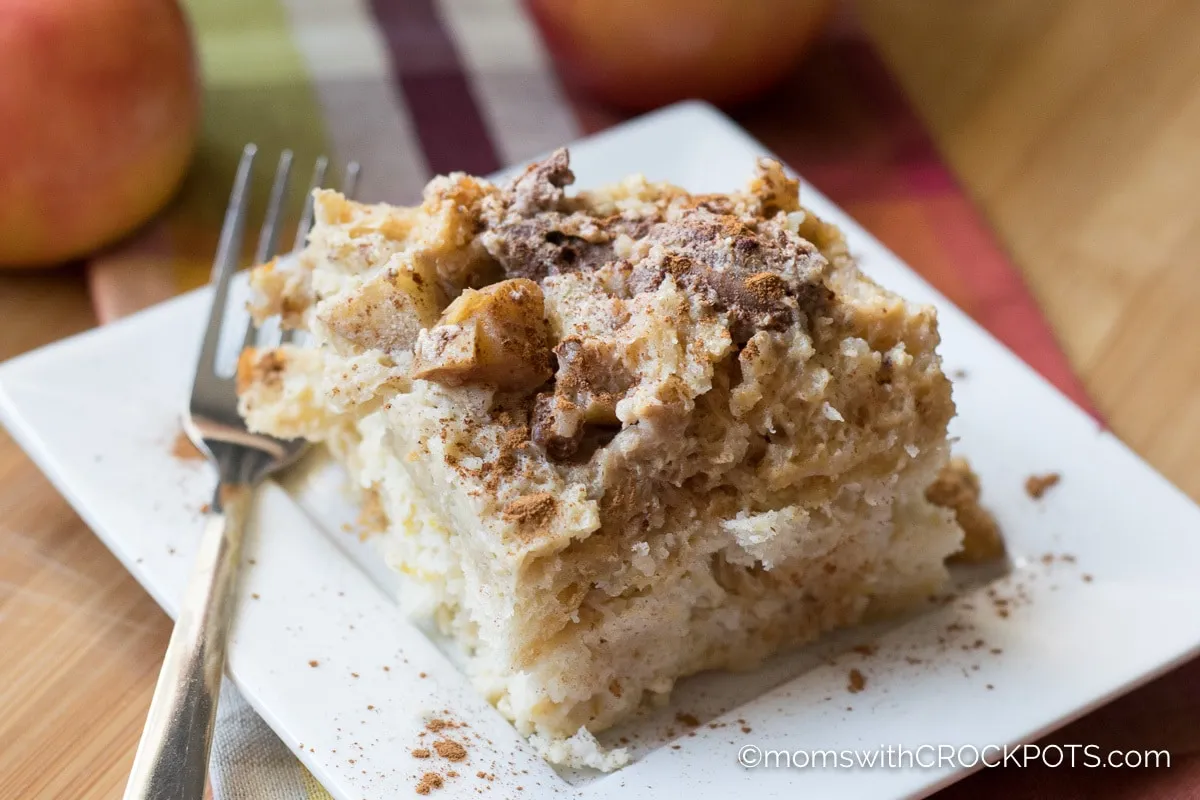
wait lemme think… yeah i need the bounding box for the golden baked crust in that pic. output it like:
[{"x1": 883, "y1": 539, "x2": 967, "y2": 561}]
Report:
[
  {"x1": 928, "y1": 457, "x2": 1006, "y2": 563},
  {"x1": 239, "y1": 150, "x2": 983, "y2": 767}
]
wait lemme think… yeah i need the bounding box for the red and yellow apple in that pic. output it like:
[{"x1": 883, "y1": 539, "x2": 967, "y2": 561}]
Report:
[
  {"x1": 0, "y1": 0, "x2": 200, "y2": 267},
  {"x1": 527, "y1": 0, "x2": 834, "y2": 110}
]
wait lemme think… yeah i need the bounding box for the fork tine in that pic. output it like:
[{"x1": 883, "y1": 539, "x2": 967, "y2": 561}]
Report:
[
  {"x1": 254, "y1": 150, "x2": 294, "y2": 265},
  {"x1": 278, "y1": 158, "x2": 362, "y2": 347},
  {"x1": 279, "y1": 322, "x2": 304, "y2": 347},
  {"x1": 341, "y1": 161, "x2": 362, "y2": 199},
  {"x1": 292, "y1": 156, "x2": 329, "y2": 254},
  {"x1": 281, "y1": 156, "x2": 341, "y2": 347},
  {"x1": 243, "y1": 151, "x2": 294, "y2": 353},
  {"x1": 197, "y1": 144, "x2": 256, "y2": 375}
]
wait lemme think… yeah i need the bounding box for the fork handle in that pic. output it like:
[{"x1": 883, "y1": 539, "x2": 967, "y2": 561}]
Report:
[{"x1": 124, "y1": 482, "x2": 251, "y2": 800}]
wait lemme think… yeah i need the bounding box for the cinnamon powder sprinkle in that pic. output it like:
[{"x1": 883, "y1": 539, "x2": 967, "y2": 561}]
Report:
[
  {"x1": 675, "y1": 712, "x2": 700, "y2": 727},
  {"x1": 433, "y1": 739, "x2": 467, "y2": 761},
  {"x1": 500, "y1": 493, "x2": 557, "y2": 532},
  {"x1": 1025, "y1": 472, "x2": 1061, "y2": 499},
  {"x1": 170, "y1": 431, "x2": 205, "y2": 461},
  {"x1": 425, "y1": 719, "x2": 451, "y2": 732},
  {"x1": 355, "y1": 489, "x2": 388, "y2": 540},
  {"x1": 848, "y1": 668, "x2": 866, "y2": 693},
  {"x1": 743, "y1": 271, "x2": 788, "y2": 303},
  {"x1": 411, "y1": 748, "x2": 431, "y2": 759},
  {"x1": 308, "y1": 660, "x2": 319, "y2": 668},
  {"x1": 414, "y1": 772, "x2": 443, "y2": 794}
]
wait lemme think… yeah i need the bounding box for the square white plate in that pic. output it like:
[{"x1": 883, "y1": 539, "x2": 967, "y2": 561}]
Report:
[{"x1": 4, "y1": 102, "x2": 1200, "y2": 800}]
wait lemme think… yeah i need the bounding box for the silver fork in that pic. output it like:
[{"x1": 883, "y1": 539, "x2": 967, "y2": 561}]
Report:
[{"x1": 124, "y1": 145, "x2": 360, "y2": 800}]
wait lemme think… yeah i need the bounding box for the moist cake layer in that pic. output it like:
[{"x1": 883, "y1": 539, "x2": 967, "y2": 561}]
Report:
[{"x1": 239, "y1": 151, "x2": 973, "y2": 769}]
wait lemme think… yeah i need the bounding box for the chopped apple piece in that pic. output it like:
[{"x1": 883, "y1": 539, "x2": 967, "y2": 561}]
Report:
[
  {"x1": 412, "y1": 278, "x2": 552, "y2": 392},
  {"x1": 318, "y1": 262, "x2": 441, "y2": 354}
]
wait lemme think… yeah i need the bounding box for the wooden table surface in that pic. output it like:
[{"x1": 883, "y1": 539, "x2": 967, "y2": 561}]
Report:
[{"x1": 3, "y1": 2, "x2": 1199, "y2": 796}]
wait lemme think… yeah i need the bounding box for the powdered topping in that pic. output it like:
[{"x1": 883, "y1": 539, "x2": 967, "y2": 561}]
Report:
[
  {"x1": 354, "y1": 488, "x2": 388, "y2": 540},
  {"x1": 531, "y1": 337, "x2": 630, "y2": 460},
  {"x1": 480, "y1": 148, "x2": 625, "y2": 280},
  {"x1": 170, "y1": 430, "x2": 205, "y2": 462},
  {"x1": 507, "y1": 147, "x2": 574, "y2": 216},
  {"x1": 500, "y1": 493, "x2": 557, "y2": 536},
  {"x1": 626, "y1": 205, "x2": 832, "y2": 342},
  {"x1": 1025, "y1": 472, "x2": 1061, "y2": 499},
  {"x1": 483, "y1": 215, "x2": 620, "y2": 281},
  {"x1": 432, "y1": 739, "x2": 467, "y2": 761},
  {"x1": 414, "y1": 772, "x2": 443, "y2": 794}
]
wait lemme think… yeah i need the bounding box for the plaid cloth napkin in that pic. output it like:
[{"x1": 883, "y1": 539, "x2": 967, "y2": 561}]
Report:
[{"x1": 87, "y1": 1, "x2": 1122, "y2": 797}]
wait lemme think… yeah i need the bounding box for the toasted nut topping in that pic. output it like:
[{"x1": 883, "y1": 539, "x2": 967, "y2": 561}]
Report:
[{"x1": 412, "y1": 278, "x2": 553, "y2": 392}]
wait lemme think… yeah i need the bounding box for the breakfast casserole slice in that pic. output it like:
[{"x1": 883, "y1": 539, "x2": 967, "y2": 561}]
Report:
[{"x1": 238, "y1": 150, "x2": 988, "y2": 769}]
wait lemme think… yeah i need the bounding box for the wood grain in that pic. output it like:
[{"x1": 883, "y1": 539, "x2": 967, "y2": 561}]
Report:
[
  {"x1": 858, "y1": 0, "x2": 1200, "y2": 499},
  {"x1": 0, "y1": 269, "x2": 172, "y2": 799},
  {"x1": 3, "y1": 2, "x2": 1200, "y2": 795}
]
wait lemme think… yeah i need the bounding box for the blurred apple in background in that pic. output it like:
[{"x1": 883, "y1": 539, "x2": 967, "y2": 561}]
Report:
[
  {"x1": 527, "y1": 0, "x2": 834, "y2": 110},
  {"x1": 0, "y1": 0, "x2": 199, "y2": 268}
]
